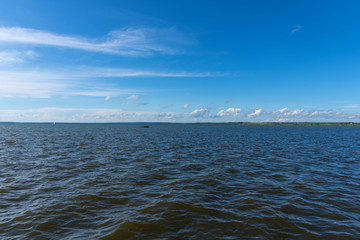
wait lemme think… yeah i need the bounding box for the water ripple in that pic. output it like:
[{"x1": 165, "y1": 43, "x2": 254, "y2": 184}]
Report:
[{"x1": 1, "y1": 123, "x2": 360, "y2": 239}]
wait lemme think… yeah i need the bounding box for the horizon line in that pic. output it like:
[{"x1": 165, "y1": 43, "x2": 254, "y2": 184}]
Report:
[{"x1": 1, "y1": 121, "x2": 359, "y2": 125}]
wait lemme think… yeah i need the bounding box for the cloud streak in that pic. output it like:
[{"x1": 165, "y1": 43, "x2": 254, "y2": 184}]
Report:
[
  {"x1": 0, "y1": 27, "x2": 189, "y2": 56},
  {"x1": 0, "y1": 67, "x2": 211, "y2": 98},
  {"x1": 0, "y1": 70, "x2": 138, "y2": 98},
  {"x1": 0, "y1": 108, "x2": 188, "y2": 123},
  {"x1": 0, "y1": 50, "x2": 36, "y2": 64}
]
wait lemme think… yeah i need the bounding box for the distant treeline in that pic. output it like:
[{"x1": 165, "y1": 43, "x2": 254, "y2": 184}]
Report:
[{"x1": 235, "y1": 122, "x2": 360, "y2": 126}]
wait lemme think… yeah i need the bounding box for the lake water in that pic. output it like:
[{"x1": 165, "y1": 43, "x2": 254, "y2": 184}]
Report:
[{"x1": 1, "y1": 123, "x2": 360, "y2": 239}]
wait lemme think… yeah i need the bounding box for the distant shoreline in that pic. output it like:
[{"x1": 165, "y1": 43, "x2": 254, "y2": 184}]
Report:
[
  {"x1": 0, "y1": 122, "x2": 359, "y2": 126},
  {"x1": 235, "y1": 122, "x2": 360, "y2": 126}
]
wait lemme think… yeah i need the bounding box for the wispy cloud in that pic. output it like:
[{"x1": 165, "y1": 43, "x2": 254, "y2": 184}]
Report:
[
  {"x1": 343, "y1": 104, "x2": 360, "y2": 109},
  {"x1": 183, "y1": 103, "x2": 190, "y2": 109},
  {"x1": 0, "y1": 70, "x2": 137, "y2": 98},
  {"x1": 291, "y1": 25, "x2": 302, "y2": 34},
  {"x1": 122, "y1": 95, "x2": 147, "y2": 106},
  {"x1": 68, "y1": 88, "x2": 136, "y2": 97},
  {"x1": 0, "y1": 27, "x2": 190, "y2": 56},
  {"x1": 0, "y1": 70, "x2": 70, "y2": 98},
  {"x1": 0, "y1": 108, "x2": 188, "y2": 122},
  {"x1": 0, "y1": 50, "x2": 36, "y2": 64},
  {"x1": 126, "y1": 95, "x2": 139, "y2": 101},
  {"x1": 137, "y1": 102, "x2": 149, "y2": 106},
  {"x1": 104, "y1": 96, "x2": 112, "y2": 101},
  {"x1": 0, "y1": 67, "x2": 211, "y2": 98},
  {"x1": 81, "y1": 67, "x2": 212, "y2": 78}
]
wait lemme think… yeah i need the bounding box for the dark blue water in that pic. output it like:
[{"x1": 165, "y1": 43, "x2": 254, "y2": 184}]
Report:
[{"x1": 1, "y1": 123, "x2": 360, "y2": 239}]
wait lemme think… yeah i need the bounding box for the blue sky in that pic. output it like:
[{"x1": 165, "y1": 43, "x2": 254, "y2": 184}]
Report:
[{"x1": 1, "y1": 0, "x2": 360, "y2": 122}]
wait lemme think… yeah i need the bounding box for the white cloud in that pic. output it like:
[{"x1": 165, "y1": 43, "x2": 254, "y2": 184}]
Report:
[
  {"x1": 183, "y1": 103, "x2": 190, "y2": 109},
  {"x1": 158, "y1": 112, "x2": 177, "y2": 119},
  {"x1": 305, "y1": 110, "x2": 346, "y2": 120},
  {"x1": 248, "y1": 109, "x2": 263, "y2": 118},
  {"x1": 0, "y1": 107, "x2": 359, "y2": 123},
  {"x1": 292, "y1": 109, "x2": 304, "y2": 115},
  {"x1": 272, "y1": 108, "x2": 305, "y2": 117},
  {"x1": 190, "y1": 108, "x2": 209, "y2": 118},
  {"x1": 217, "y1": 107, "x2": 242, "y2": 117},
  {"x1": 126, "y1": 95, "x2": 139, "y2": 101},
  {"x1": 0, "y1": 27, "x2": 189, "y2": 56},
  {"x1": 244, "y1": 107, "x2": 360, "y2": 121},
  {"x1": 104, "y1": 96, "x2": 112, "y2": 101},
  {"x1": 269, "y1": 107, "x2": 360, "y2": 121},
  {"x1": 310, "y1": 111, "x2": 319, "y2": 117},
  {"x1": 277, "y1": 107, "x2": 289, "y2": 113}
]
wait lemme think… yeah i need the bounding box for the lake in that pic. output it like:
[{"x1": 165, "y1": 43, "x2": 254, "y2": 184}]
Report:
[{"x1": 1, "y1": 123, "x2": 359, "y2": 239}]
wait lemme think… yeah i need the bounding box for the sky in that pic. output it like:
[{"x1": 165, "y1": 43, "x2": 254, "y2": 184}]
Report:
[{"x1": 0, "y1": 0, "x2": 360, "y2": 122}]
